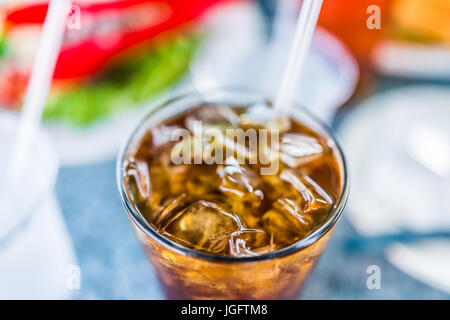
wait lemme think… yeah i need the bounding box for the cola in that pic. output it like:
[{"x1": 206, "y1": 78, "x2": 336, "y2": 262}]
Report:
[{"x1": 118, "y1": 90, "x2": 347, "y2": 299}]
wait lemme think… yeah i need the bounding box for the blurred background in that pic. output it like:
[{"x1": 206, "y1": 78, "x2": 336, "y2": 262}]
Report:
[{"x1": 0, "y1": 0, "x2": 449, "y2": 299}]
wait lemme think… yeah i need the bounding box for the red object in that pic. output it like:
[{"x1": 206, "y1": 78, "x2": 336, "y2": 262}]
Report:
[
  {"x1": 4, "y1": 0, "x2": 227, "y2": 80},
  {"x1": 0, "y1": 67, "x2": 28, "y2": 107},
  {"x1": 318, "y1": 0, "x2": 390, "y2": 67}
]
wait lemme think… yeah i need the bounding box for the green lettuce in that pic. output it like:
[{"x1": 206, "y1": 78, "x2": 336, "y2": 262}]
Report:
[
  {"x1": 44, "y1": 34, "x2": 202, "y2": 127},
  {"x1": 0, "y1": 35, "x2": 8, "y2": 59}
]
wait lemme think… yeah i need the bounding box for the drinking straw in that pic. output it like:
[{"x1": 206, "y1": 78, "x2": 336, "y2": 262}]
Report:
[
  {"x1": 8, "y1": 0, "x2": 71, "y2": 180},
  {"x1": 274, "y1": 0, "x2": 323, "y2": 115}
]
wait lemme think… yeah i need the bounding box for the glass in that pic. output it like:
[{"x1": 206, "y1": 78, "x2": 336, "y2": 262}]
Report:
[
  {"x1": 117, "y1": 89, "x2": 348, "y2": 299},
  {"x1": 0, "y1": 111, "x2": 76, "y2": 299}
]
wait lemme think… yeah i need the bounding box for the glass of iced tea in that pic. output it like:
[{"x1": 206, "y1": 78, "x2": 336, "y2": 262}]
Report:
[{"x1": 117, "y1": 89, "x2": 348, "y2": 299}]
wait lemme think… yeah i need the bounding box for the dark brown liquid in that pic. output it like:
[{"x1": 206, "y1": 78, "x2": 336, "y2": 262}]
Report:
[{"x1": 124, "y1": 103, "x2": 342, "y2": 257}]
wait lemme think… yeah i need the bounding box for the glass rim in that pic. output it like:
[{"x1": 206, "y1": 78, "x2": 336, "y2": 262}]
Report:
[{"x1": 116, "y1": 88, "x2": 349, "y2": 263}]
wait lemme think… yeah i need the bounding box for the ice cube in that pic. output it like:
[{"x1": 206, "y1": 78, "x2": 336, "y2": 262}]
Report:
[
  {"x1": 262, "y1": 198, "x2": 314, "y2": 246},
  {"x1": 250, "y1": 235, "x2": 277, "y2": 255},
  {"x1": 154, "y1": 193, "x2": 189, "y2": 227},
  {"x1": 261, "y1": 172, "x2": 308, "y2": 208},
  {"x1": 163, "y1": 200, "x2": 243, "y2": 254},
  {"x1": 217, "y1": 157, "x2": 264, "y2": 215},
  {"x1": 141, "y1": 156, "x2": 188, "y2": 205},
  {"x1": 239, "y1": 103, "x2": 271, "y2": 129},
  {"x1": 279, "y1": 169, "x2": 332, "y2": 213},
  {"x1": 185, "y1": 105, "x2": 240, "y2": 132},
  {"x1": 186, "y1": 164, "x2": 221, "y2": 197},
  {"x1": 152, "y1": 125, "x2": 183, "y2": 147},
  {"x1": 228, "y1": 229, "x2": 268, "y2": 257},
  {"x1": 241, "y1": 103, "x2": 291, "y2": 132},
  {"x1": 123, "y1": 157, "x2": 151, "y2": 202},
  {"x1": 219, "y1": 157, "x2": 262, "y2": 194},
  {"x1": 170, "y1": 127, "x2": 252, "y2": 165},
  {"x1": 280, "y1": 133, "x2": 323, "y2": 168},
  {"x1": 167, "y1": 164, "x2": 190, "y2": 195}
]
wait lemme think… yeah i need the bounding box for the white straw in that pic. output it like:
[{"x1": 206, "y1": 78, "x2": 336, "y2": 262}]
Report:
[
  {"x1": 8, "y1": 0, "x2": 71, "y2": 180},
  {"x1": 274, "y1": 0, "x2": 323, "y2": 115}
]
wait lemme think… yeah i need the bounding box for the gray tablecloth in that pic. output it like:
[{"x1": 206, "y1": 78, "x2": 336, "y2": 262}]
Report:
[{"x1": 56, "y1": 158, "x2": 450, "y2": 299}]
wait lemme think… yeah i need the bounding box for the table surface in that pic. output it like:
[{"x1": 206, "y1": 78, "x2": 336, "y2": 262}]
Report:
[{"x1": 55, "y1": 77, "x2": 450, "y2": 300}]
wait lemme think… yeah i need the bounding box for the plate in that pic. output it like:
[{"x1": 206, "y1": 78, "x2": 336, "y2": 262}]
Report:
[
  {"x1": 372, "y1": 40, "x2": 450, "y2": 80},
  {"x1": 338, "y1": 85, "x2": 450, "y2": 294}
]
